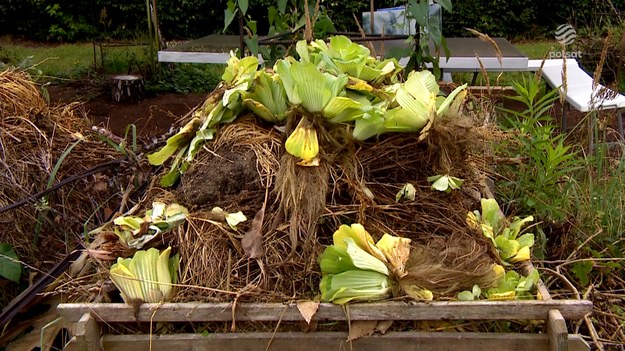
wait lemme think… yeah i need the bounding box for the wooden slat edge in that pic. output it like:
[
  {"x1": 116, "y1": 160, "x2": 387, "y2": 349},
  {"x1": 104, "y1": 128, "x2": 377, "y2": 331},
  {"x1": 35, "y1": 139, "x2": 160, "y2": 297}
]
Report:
[
  {"x1": 548, "y1": 309, "x2": 568, "y2": 351},
  {"x1": 100, "y1": 332, "x2": 590, "y2": 351},
  {"x1": 58, "y1": 300, "x2": 593, "y2": 323},
  {"x1": 75, "y1": 312, "x2": 101, "y2": 351}
]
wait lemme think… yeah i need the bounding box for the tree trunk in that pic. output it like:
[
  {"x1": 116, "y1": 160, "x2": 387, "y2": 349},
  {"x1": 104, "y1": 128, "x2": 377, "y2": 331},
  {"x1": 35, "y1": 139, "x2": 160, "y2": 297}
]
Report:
[{"x1": 111, "y1": 75, "x2": 145, "y2": 103}]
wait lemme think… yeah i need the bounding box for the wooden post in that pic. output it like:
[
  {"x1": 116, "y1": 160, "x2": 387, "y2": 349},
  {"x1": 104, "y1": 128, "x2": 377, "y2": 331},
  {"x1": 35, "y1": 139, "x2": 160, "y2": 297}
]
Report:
[
  {"x1": 75, "y1": 312, "x2": 102, "y2": 351},
  {"x1": 548, "y1": 309, "x2": 568, "y2": 351},
  {"x1": 111, "y1": 75, "x2": 145, "y2": 103}
]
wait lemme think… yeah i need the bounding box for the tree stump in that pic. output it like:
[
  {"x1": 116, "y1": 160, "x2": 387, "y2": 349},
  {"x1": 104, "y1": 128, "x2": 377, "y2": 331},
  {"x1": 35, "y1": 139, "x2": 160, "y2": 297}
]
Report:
[{"x1": 111, "y1": 75, "x2": 145, "y2": 103}]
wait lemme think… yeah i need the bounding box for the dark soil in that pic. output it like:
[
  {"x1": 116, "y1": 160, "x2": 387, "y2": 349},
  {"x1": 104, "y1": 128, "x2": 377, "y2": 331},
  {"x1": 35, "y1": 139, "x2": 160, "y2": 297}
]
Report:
[
  {"x1": 46, "y1": 81, "x2": 205, "y2": 139},
  {"x1": 176, "y1": 147, "x2": 260, "y2": 208}
]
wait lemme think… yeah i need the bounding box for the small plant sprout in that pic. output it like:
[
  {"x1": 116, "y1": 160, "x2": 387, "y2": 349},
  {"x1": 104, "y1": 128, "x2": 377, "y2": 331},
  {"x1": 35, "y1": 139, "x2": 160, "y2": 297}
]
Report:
[
  {"x1": 457, "y1": 284, "x2": 482, "y2": 301},
  {"x1": 427, "y1": 174, "x2": 464, "y2": 193},
  {"x1": 466, "y1": 199, "x2": 535, "y2": 265},
  {"x1": 485, "y1": 269, "x2": 540, "y2": 301},
  {"x1": 395, "y1": 183, "x2": 416, "y2": 202}
]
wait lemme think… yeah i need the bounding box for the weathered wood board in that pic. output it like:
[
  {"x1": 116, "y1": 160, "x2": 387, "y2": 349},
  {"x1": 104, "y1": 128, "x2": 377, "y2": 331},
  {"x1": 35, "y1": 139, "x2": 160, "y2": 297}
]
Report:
[
  {"x1": 58, "y1": 300, "x2": 592, "y2": 323},
  {"x1": 59, "y1": 300, "x2": 592, "y2": 351},
  {"x1": 63, "y1": 332, "x2": 590, "y2": 351}
]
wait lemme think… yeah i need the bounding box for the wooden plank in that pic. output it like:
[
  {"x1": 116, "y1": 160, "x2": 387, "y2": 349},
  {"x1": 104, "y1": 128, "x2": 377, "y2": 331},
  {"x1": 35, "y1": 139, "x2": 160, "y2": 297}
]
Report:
[
  {"x1": 58, "y1": 300, "x2": 593, "y2": 323},
  {"x1": 75, "y1": 313, "x2": 101, "y2": 351},
  {"x1": 100, "y1": 332, "x2": 590, "y2": 351},
  {"x1": 157, "y1": 51, "x2": 265, "y2": 64},
  {"x1": 157, "y1": 51, "x2": 230, "y2": 64},
  {"x1": 548, "y1": 310, "x2": 568, "y2": 351}
]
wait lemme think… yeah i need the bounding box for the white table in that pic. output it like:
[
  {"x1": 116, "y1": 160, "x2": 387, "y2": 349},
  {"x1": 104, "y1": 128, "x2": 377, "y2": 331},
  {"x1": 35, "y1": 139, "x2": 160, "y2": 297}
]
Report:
[{"x1": 158, "y1": 35, "x2": 530, "y2": 87}]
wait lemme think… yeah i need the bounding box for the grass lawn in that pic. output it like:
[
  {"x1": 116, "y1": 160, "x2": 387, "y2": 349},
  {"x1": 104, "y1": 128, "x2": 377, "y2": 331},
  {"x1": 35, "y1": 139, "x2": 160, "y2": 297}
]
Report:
[
  {"x1": 0, "y1": 39, "x2": 151, "y2": 80},
  {"x1": 514, "y1": 40, "x2": 560, "y2": 58},
  {"x1": 451, "y1": 40, "x2": 560, "y2": 86},
  {"x1": 0, "y1": 37, "x2": 223, "y2": 92}
]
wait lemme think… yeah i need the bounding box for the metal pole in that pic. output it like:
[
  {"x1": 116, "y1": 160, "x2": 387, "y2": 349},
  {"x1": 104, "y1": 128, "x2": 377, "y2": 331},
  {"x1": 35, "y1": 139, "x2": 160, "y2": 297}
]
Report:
[
  {"x1": 238, "y1": 15, "x2": 245, "y2": 58},
  {"x1": 151, "y1": 0, "x2": 161, "y2": 51},
  {"x1": 370, "y1": 0, "x2": 375, "y2": 34}
]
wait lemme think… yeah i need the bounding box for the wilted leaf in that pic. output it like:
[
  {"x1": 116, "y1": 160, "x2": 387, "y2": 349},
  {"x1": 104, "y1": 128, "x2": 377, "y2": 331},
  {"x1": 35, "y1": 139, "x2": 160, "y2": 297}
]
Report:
[
  {"x1": 297, "y1": 301, "x2": 319, "y2": 324},
  {"x1": 110, "y1": 247, "x2": 177, "y2": 304},
  {"x1": 242, "y1": 203, "x2": 265, "y2": 258},
  {"x1": 375, "y1": 234, "x2": 411, "y2": 277},
  {"x1": 225, "y1": 211, "x2": 247, "y2": 230},
  {"x1": 285, "y1": 118, "x2": 319, "y2": 163},
  {"x1": 160, "y1": 166, "x2": 181, "y2": 187},
  {"x1": 395, "y1": 183, "x2": 416, "y2": 202},
  {"x1": 472, "y1": 284, "x2": 482, "y2": 297},
  {"x1": 376, "y1": 320, "x2": 394, "y2": 334},
  {"x1": 430, "y1": 175, "x2": 450, "y2": 192},
  {"x1": 147, "y1": 118, "x2": 200, "y2": 166},
  {"x1": 427, "y1": 174, "x2": 464, "y2": 193},
  {"x1": 509, "y1": 245, "x2": 531, "y2": 263},
  {"x1": 92, "y1": 181, "x2": 108, "y2": 192},
  {"x1": 347, "y1": 320, "x2": 377, "y2": 341},
  {"x1": 403, "y1": 284, "x2": 434, "y2": 301}
]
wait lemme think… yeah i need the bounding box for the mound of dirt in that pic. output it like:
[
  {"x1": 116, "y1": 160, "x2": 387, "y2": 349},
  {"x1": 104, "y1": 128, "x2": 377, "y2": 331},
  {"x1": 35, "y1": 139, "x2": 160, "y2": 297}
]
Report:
[{"x1": 176, "y1": 147, "x2": 260, "y2": 207}]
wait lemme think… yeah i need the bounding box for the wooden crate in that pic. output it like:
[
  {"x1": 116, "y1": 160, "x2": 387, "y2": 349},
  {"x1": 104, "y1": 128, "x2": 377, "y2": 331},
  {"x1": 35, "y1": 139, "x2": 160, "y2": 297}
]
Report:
[{"x1": 57, "y1": 298, "x2": 592, "y2": 351}]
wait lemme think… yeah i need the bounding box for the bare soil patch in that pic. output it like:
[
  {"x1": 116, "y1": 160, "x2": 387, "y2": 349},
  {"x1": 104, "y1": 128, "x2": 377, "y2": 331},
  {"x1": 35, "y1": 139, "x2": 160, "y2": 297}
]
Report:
[
  {"x1": 46, "y1": 82, "x2": 205, "y2": 139},
  {"x1": 177, "y1": 147, "x2": 261, "y2": 208}
]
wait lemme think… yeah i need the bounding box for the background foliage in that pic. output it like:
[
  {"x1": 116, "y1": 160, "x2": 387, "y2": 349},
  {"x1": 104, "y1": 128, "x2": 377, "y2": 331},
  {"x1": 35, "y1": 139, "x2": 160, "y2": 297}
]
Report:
[{"x1": 0, "y1": 0, "x2": 623, "y2": 42}]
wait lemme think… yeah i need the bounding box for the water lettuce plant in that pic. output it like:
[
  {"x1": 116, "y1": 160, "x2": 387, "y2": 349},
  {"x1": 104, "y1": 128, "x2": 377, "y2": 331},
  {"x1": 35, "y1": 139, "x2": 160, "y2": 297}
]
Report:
[
  {"x1": 148, "y1": 36, "x2": 468, "y2": 181},
  {"x1": 467, "y1": 198, "x2": 535, "y2": 265},
  {"x1": 318, "y1": 223, "x2": 432, "y2": 304},
  {"x1": 109, "y1": 247, "x2": 179, "y2": 303}
]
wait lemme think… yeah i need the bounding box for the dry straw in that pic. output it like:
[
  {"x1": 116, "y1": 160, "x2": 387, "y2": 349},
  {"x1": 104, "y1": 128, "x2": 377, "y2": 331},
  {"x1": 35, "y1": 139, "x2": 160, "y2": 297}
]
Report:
[
  {"x1": 151, "y1": 113, "x2": 495, "y2": 303},
  {"x1": 0, "y1": 68, "x2": 124, "y2": 306}
]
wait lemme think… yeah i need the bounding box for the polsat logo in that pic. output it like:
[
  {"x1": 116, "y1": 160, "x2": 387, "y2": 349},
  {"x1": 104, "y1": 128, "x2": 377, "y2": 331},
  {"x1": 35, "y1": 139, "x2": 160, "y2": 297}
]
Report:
[
  {"x1": 555, "y1": 24, "x2": 577, "y2": 45},
  {"x1": 550, "y1": 24, "x2": 582, "y2": 59}
]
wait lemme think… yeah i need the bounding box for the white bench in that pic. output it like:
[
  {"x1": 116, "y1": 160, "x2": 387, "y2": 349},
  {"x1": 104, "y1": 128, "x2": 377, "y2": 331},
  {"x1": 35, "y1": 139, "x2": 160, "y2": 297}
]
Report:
[{"x1": 527, "y1": 59, "x2": 625, "y2": 142}]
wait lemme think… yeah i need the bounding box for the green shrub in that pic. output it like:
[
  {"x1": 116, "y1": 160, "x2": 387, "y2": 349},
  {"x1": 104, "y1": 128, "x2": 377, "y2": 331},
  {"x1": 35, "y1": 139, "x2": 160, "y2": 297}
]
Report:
[
  {"x1": 496, "y1": 76, "x2": 581, "y2": 221},
  {"x1": 146, "y1": 63, "x2": 222, "y2": 94},
  {"x1": 1, "y1": 1, "x2": 624, "y2": 42}
]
